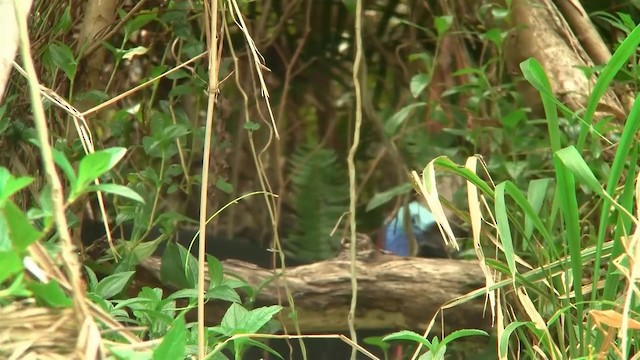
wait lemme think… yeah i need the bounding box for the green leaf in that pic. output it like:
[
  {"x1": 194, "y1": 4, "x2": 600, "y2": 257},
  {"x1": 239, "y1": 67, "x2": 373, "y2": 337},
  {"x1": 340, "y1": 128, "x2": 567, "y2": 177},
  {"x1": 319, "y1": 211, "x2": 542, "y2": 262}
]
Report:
[
  {"x1": 434, "y1": 16, "x2": 453, "y2": 37},
  {"x1": 76, "y1": 147, "x2": 127, "y2": 191},
  {"x1": 555, "y1": 146, "x2": 603, "y2": 196},
  {"x1": 95, "y1": 271, "x2": 135, "y2": 299},
  {"x1": 500, "y1": 108, "x2": 526, "y2": 128},
  {"x1": 499, "y1": 321, "x2": 531, "y2": 358},
  {"x1": 4, "y1": 201, "x2": 42, "y2": 252},
  {"x1": 206, "y1": 254, "x2": 224, "y2": 288},
  {"x1": 577, "y1": 22, "x2": 640, "y2": 151},
  {"x1": 166, "y1": 69, "x2": 190, "y2": 80},
  {"x1": 383, "y1": 330, "x2": 433, "y2": 349},
  {"x1": 37, "y1": 186, "x2": 54, "y2": 223},
  {"x1": 206, "y1": 285, "x2": 241, "y2": 303},
  {"x1": 240, "y1": 305, "x2": 282, "y2": 334},
  {"x1": 0, "y1": 251, "x2": 23, "y2": 283},
  {"x1": 122, "y1": 46, "x2": 149, "y2": 60},
  {"x1": 124, "y1": 11, "x2": 158, "y2": 36},
  {"x1": 244, "y1": 121, "x2": 261, "y2": 132},
  {"x1": 366, "y1": 183, "x2": 413, "y2": 211},
  {"x1": 439, "y1": 329, "x2": 489, "y2": 348},
  {"x1": 48, "y1": 42, "x2": 77, "y2": 81},
  {"x1": 0, "y1": 167, "x2": 33, "y2": 204},
  {"x1": 519, "y1": 58, "x2": 562, "y2": 153},
  {"x1": 410, "y1": 74, "x2": 430, "y2": 98},
  {"x1": 84, "y1": 184, "x2": 145, "y2": 204},
  {"x1": 524, "y1": 178, "x2": 551, "y2": 240},
  {"x1": 28, "y1": 280, "x2": 73, "y2": 308},
  {"x1": 161, "y1": 243, "x2": 198, "y2": 289},
  {"x1": 384, "y1": 102, "x2": 426, "y2": 136},
  {"x1": 110, "y1": 347, "x2": 152, "y2": 360},
  {"x1": 52, "y1": 6, "x2": 72, "y2": 35},
  {"x1": 153, "y1": 315, "x2": 186, "y2": 360},
  {"x1": 84, "y1": 266, "x2": 99, "y2": 293},
  {"x1": 52, "y1": 148, "x2": 77, "y2": 186},
  {"x1": 481, "y1": 28, "x2": 506, "y2": 47},
  {"x1": 220, "y1": 302, "x2": 249, "y2": 335},
  {"x1": 215, "y1": 178, "x2": 233, "y2": 194},
  {"x1": 362, "y1": 336, "x2": 391, "y2": 352},
  {"x1": 166, "y1": 288, "x2": 199, "y2": 301},
  {"x1": 495, "y1": 182, "x2": 517, "y2": 280},
  {"x1": 341, "y1": 0, "x2": 356, "y2": 14}
]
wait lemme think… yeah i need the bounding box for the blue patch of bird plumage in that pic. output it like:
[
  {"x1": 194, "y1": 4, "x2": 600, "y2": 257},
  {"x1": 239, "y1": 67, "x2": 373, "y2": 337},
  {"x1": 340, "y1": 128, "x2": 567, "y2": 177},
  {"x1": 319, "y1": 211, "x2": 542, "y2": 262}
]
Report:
[{"x1": 384, "y1": 201, "x2": 436, "y2": 256}]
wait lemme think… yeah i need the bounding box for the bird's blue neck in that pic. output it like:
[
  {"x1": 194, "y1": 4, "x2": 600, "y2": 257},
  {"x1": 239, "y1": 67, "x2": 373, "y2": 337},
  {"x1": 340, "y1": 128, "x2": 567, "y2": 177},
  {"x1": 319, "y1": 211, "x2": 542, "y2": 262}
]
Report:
[{"x1": 383, "y1": 201, "x2": 436, "y2": 256}]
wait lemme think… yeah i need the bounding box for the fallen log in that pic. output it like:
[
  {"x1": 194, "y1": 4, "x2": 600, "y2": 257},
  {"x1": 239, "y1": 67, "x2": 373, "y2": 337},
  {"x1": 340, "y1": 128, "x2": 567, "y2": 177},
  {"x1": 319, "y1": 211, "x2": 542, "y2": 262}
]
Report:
[{"x1": 139, "y1": 250, "x2": 491, "y2": 334}]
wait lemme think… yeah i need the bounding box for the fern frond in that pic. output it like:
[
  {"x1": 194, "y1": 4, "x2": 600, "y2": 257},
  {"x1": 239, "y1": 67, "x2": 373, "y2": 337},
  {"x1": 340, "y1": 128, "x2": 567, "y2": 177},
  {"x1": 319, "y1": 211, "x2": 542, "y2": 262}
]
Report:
[{"x1": 286, "y1": 145, "x2": 349, "y2": 262}]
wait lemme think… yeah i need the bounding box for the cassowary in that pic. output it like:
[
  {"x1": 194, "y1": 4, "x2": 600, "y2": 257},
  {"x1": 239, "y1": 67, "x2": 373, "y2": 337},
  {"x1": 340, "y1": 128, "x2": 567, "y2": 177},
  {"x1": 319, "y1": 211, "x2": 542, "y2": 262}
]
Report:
[{"x1": 380, "y1": 200, "x2": 454, "y2": 258}]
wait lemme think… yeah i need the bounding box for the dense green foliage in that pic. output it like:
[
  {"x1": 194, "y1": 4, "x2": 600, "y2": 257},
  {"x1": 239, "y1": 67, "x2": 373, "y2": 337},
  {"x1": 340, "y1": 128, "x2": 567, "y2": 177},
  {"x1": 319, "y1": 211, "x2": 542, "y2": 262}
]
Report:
[{"x1": 3, "y1": 1, "x2": 640, "y2": 359}]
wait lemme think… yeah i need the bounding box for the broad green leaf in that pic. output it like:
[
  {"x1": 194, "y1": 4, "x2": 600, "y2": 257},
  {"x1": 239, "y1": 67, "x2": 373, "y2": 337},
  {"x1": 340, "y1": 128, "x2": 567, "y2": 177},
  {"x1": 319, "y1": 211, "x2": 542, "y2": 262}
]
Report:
[
  {"x1": 110, "y1": 347, "x2": 152, "y2": 360},
  {"x1": 84, "y1": 266, "x2": 99, "y2": 293},
  {"x1": 244, "y1": 121, "x2": 260, "y2": 132},
  {"x1": 383, "y1": 330, "x2": 433, "y2": 349},
  {"x1": 215, "y1": 178, "x2": 233, "y2": 194},
  {"x1": 52, "y1": 148, "x2": 77, "y2": 187},
  {"x1": 48, "y1": 42, "x2": 77, "y2": 81},
  {"x1": 160, "y1": 242, "x2": 198, "y2": 289},
  {"x1": 166, "y1": 289, "x2": 199, "y2": 301},
  {"x1": 481, "y1": 28, "x2": 506, "y2": 47},
  {"x1": 220, "y1": 302, "x2": 249, "y2": 334},
  {"x1": 76, "y1": 147, "x2": 127, "y2": 191},
  {"x1": 28, "y1": 280, "x2": 73, "y2": 308},
  {"x1": 0, "y1": 167, "x2": 33, "y2": 204},
  {"x1": 434, "y1": 16, "x2": 453, "y2": 37},
  {"x1": 4, "y1": 201, "x2": 41, "y2": 252},
  {"x1": 500, "y1": 108, "x2": 526, "y2": 128},
  {"x1": 95, "y1": 271, "x2": 135, "y2": 299},
  {"x1": 366, "y1": 183, "x2": 412, "y2": 212},
  {"x1": 384, "y1": 102, "x2": 426, "y2": 136},
  {"x1": 0, "y1": 250, "x2": 23, "y2": 283},
  {"x1": 410, "y1": 74, "x2": 430, "y2": 98},
  {"x1": 84, "y1": 184, "x2": 145, "y2": 203},
  {"x1": 206, "y1": 285, "x2": 241, "y2": 303},
  {"x1": 122, "y1": 46, "x2": 148, "y2": 60},
  {"x1": 52, "y1": 6, "x2": 72, "y2": 35},
  {"x1": 206, "y1": 254, "x2": 224, "y2": 288},
  {"x1": 439, "y1": 329, "x2": 489, "y2": 348},
  {"x1": 241, "y1": 305, "x2": 282, "y2": 334},
  {"x1": 153, "y1": 315, "x2": 186, "y2": 360},
  {"x1": 362, "y1": 336, "x2": 391, "y2": 352},
  {"x1": 125, "y1": 11, "x2": 157, "y2": 35},
  {"x1": 341, "y1": 0, "x2": 356, "y2": 14}
]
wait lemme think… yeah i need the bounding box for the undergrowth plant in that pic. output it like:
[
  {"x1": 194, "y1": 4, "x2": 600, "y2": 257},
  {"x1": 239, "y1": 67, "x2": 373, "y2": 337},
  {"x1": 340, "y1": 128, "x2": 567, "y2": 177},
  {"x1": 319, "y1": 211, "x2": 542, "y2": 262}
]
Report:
[
  {"x1": 397, "y1": 23, "x2": 640, "y2": 360},
  {"x1": 286, "y1": 144, "x2": 350, "y2": 262}
]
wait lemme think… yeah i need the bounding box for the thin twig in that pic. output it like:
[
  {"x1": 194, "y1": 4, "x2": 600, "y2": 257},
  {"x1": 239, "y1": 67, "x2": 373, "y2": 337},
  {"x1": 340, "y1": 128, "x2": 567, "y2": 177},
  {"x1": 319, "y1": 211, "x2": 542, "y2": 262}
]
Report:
[
  {"x1": 198, "y1": 0, "x2": 220, "y2": 358},
  {"x1": 347, "y1": 0, "x2": 364, "y2": 359}
]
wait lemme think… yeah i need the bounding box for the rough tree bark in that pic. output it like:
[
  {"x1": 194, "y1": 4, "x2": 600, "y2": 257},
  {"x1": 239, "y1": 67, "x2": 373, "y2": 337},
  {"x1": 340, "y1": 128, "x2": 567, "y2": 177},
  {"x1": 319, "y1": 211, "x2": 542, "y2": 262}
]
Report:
[{"x1": 504, "y1": 0, "x2": 628, "y2": 119}]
